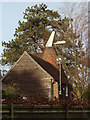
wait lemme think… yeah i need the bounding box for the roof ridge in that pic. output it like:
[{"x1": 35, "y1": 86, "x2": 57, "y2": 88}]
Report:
[
  {"x1": 1, "y1": 51, "x2": 27, "y2": 81},
  {"x1": 2, "y1": 51, "x2": 54, "y2": 82},
  {"x1": 30, "y1": 53, "x2": 59, "y2": 70}
]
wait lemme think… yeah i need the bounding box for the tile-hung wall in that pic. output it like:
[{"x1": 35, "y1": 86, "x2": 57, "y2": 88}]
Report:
[{"x1": 88, "y1": 2, "x2": 90, "y2": 85}]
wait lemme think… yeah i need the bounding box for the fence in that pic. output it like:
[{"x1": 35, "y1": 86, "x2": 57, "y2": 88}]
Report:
[{"x1": 1, "y1": 104, "x2": 90, "y2": 120}]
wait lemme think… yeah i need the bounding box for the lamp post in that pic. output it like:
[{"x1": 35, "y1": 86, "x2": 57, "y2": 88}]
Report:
[
  {"x1": 54, "y1": 41, "x2": 66, "y2": 98},
  {"x1": 56, "y1": 55, "x2": 62, "y2": 95}
]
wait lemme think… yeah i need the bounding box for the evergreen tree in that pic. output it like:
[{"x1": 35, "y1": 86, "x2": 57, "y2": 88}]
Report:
[{"x1": 2, "y1": 3, "x2": 69, "y2": 65}]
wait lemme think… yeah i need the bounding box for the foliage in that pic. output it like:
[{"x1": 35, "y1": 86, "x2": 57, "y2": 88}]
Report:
[
  {"x1": 1, "y1": 3, "x2": 70, "y2": 65},
  {"x1": 2, "y1": 84, "x2": 20, "y2": 98},
  {"x1": 1, "y1": 69, "x2": 7, "y2": 77},
  {"x1": 82, "y1": 86, "x2": 90, "y2": 100},
  {"x1": 2, "y1": 97, "x2": 89, "y2": 107},
  {"x1": 1, "y1": 3, "x2": 88, "y2": 101}
]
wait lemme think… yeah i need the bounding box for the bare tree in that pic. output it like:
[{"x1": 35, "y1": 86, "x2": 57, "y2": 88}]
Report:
[{"x1": 57, "y1": 2, "x2": 88, "y2": 100}]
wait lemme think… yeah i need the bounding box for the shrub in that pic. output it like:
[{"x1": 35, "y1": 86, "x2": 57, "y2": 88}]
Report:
[{"x1": 2, "y1": 84, "x2": 20, "y2": 99}]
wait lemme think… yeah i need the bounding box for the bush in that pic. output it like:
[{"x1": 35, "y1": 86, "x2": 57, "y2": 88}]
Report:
[
  {"x1": 2, "y1": 84, "x2": 20, "y2": 99},
  {"x1": 82, "y1": 86, "x2": 90, "y2": 100}
]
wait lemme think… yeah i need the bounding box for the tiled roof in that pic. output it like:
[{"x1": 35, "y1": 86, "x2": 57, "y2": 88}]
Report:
[
  {"x1": 30, "y1": 54, "x2": 70, "y2": 85},
  {"x1": 2, "y1": 50, "x2": 70, "y2": 86}
]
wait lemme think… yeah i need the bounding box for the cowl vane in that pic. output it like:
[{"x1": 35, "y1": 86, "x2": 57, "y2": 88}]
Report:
[{"x1": 45, "y1": 31, "x2": 55, "y2": 47}]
